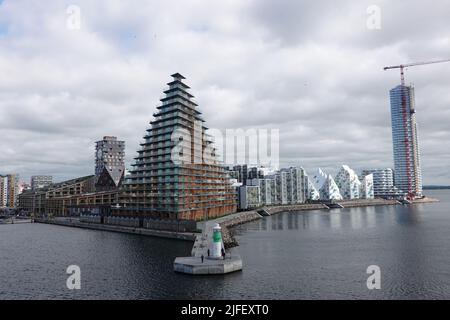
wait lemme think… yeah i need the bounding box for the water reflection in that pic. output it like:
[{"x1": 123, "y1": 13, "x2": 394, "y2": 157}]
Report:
[
  {"x1": 394, "y1": 205, "x2": 421, "y2": 225},
  {"x1": 254, "y1": 204, "x2": 424, "y2": 233},
  {"x1": 330, "y1": 213, "x2": 341, "y2": 229}
]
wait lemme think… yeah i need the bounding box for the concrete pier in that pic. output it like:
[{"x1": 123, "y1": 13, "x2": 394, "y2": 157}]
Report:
[
  {"x1": 174, "y1": 255, "x2": 242, "y2": 275},
  {"x1": 174, "y1": 221, "x2": 243, "y2": 275}
]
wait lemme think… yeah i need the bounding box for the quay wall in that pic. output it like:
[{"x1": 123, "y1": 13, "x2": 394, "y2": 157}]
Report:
[
  {"x1": 35, "y1": 218, "x2": 196, "y2": 241},
  {"x1": 336, "y1": 198, "x2": 399, "y2": 208},
  {"x1": 78, "y1": 215, "x2": 197, "y2": 232}
]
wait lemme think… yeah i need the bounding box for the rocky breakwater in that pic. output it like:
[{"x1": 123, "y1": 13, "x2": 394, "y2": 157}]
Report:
[{"x1": 219, "y1": 211, "x2": 263, "y2": 249}]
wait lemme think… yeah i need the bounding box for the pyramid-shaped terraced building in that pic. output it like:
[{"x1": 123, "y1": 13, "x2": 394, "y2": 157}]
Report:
[{"x1": 120, "y1": 74, "x2": 237, "y2": 221}]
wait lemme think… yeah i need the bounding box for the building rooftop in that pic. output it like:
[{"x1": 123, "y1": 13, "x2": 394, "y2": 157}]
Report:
[{"x1": 171, "y1": 73, "x2": 186, "y2": 80}]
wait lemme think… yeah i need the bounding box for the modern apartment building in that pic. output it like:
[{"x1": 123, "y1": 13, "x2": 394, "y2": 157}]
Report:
[
  {"x1": 6, "y1": 174, "x2": 19, "y2": 208},
  {"x1": 120, "y1": 73, "x2": 237, "y2": 221},
  {"x1": 390, "y1": 85, "x2": 423, "y2": 198},
  {"x1": 226, "y1": 165, "x2": 272, "y2": 186},
  {"x1": 281, "y1": 167, "x2": 308, "y2": 204},
  {"x1": 238, "y1": 185, "x2": 261, "y2": 210},
  {"x1": 95, "y1": 136, "x2": 125, "y2": 191},
  {"x1": 31, "y1": 175, "x2": 53, "y2": 190},
  {"x1": 243, "y1": 166, "x2": 307, "y2": 208},
  {"x1": 230, "y1": 165, "x2": 249, "y2": 185},
  {"x1": 361, "y1": 168, "x2": 402, "y2": 198},
  {"x1": 248, "y1": 167, "x2": 266, "y2": 181},
  {"x1": 18, "y1": 175, "x2": 96, "y2": 216},
  {"x1": 0, "y1": 175, "x2": 8, "y2": 207},
  {"x1": 226, "y1": 169, "x2": 240, "y2": 181},
  {"x1": 359, "y1": 174, "x2": 375, "y2": 199},
  {"x1": 275, "y1": 171, "x2": 289, "y2": 205},
  {"x1": 0, "y1": 174, "x2": 20, "y2": 208}
]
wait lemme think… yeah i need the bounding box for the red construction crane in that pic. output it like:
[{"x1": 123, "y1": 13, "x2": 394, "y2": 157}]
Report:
[
  {"x1": 384, "y1": 59, "x2": 450, "y2": 87},
  {"x1": 384, "y1": 59, "x2": 450, "y2": 200}
]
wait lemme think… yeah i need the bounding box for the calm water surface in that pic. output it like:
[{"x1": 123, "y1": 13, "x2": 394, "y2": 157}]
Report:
[{"x1": 1, "y1": 190, "x2": 450, "y2": 299}]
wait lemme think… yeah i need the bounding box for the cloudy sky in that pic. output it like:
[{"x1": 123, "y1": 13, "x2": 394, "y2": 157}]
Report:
[{"x1": 0, "y1": 0, "x2": 449, "y2": 185}]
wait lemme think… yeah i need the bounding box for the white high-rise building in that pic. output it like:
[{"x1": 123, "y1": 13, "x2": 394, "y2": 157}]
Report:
[
  {"x1": 289, "y1": 167, "x2": 308, "y2": 204},
  {"x1": 0, "y1": 176, "x2": 8, "y2": 208}
]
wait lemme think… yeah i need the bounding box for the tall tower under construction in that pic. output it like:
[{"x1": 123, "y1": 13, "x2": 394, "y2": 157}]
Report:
[
  {"x1": 389, "y1": 84, "x2": 422, "y2": 198},
  {"x1": 120, "y1": 73, "x2": 237, "y2": 221}
]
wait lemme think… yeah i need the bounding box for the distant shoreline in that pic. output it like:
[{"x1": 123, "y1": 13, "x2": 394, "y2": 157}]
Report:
[{"x1": 423, "y1": 186, "x2": 450, "y2": 190}]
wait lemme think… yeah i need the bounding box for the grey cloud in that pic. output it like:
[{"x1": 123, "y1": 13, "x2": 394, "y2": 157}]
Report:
[{"x1": 0, "y1": 0, "x2": 449, "y2": 185}]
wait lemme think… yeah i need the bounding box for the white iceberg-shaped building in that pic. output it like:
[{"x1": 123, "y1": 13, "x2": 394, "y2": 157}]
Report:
[
  {"x1": 335, "y1": 165, "x2": 361, "y2": 200},
  {"x1": 311, "y1": 168, "x2": 343, "y2": 201},
  {"x1": 307, "y1": 176, "x2": 320, "y2": 200}
]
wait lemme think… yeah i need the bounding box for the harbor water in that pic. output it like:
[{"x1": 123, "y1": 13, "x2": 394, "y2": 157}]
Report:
[{"x1": 1, "y1": 190, "x2": 449, "y2": 299}]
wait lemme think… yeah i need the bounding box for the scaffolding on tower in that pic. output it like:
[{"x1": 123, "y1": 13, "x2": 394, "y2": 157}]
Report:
[{"x1": 384, "y1": 59, "x2": 450, "y2": 199}]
